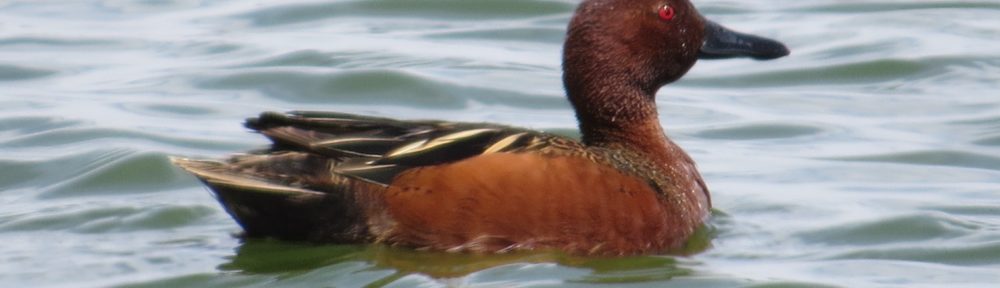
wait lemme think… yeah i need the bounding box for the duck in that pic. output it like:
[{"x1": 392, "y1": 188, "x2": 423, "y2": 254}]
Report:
[{"x1": 172, "y1": 0, "x2": 788, "y2": 255}]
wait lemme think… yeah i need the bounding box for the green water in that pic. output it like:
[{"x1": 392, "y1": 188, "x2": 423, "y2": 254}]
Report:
[{"x1": 2, "y1": 0, "x2": 999, "y2": 287}]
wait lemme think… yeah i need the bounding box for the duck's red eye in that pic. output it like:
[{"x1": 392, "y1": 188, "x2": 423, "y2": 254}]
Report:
[{"x1": 658, "y1": 5, "x2": 675, "y2": 21}]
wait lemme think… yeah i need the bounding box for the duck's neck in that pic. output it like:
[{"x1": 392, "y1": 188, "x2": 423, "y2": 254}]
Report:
[{"x1": 566, "y1": 82, "x2": 669, "y2": 153}]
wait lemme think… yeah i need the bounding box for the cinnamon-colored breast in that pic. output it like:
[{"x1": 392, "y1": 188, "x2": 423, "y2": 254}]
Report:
[{"x1": 378, "y1": 152, "x2": 700, "y2": 255}]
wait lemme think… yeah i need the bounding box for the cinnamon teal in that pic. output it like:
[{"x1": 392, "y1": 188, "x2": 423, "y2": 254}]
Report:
[{"x1": 172, "y1": 0, "x2": 789, "y2": 255}]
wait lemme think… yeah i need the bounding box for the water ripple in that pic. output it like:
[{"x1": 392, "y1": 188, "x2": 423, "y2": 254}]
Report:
[
  {"x1": 0, "y1": 204, "x2": 214, "y2": 233},
  {"x1": 1, "y1": 126, "x2": 240, "y2": 151},
  {"x1": 694, "y1": 123, "x2": 825, "y2": 140},
  {"x1": 40, "y1": 151, "x2": 191, "y2": 199},
  {"x1": 830, "y1": 150, "x2": 1000, "y2": 171},
  {"x1": 973, "y1": 135, "x2": 1000, "y2": 146},
  {"x1": 796, "y1": 213, "x2": 977, "y2": 246},
  {"x1": 686, "y1": 57, "x2": 994, "y2": 88},
  {"x1": 830, "y1": 241, "x2": 1000, "y2": 266},
  {"x1": 233, "y1": 50, "x2": 345, "y2": 69},
  {"x1": 0, "y1": 116, "x2": 83, "y2": 136},
  {"x1": 196, "y1": 68, "x2": 565, "y2": 109},
  {"x1": 424, "y1": 27, "x2": 565, "y2": 44},
  {"x1": 0, "y1": 148, "x2": 193, "y2": 199},
  {"x1": 790, "y1": 1, "x2": 1000, "y2": 13},
  {"x1": 238, "y1": 0, "x2": 574, "y2": 27},
  {"x1": 0, "y1": 36, "x2": 123, "y2": 48},
  {"x1": 0, "y1": 64, "x2": 55, "y2": 81}
]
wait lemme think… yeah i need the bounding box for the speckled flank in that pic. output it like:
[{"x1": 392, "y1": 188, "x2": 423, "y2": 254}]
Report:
[{"x1": 380, "y1": 153, "x2": 701, "y2": 255}]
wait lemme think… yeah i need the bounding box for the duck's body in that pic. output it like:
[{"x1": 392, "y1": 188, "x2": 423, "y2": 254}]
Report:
[
  {"x1": 174, "y1": 0, "x2": 787, "y2": 255},
  {"x1": 176, "y1": 111, "x2": 709, "y2": 254}
]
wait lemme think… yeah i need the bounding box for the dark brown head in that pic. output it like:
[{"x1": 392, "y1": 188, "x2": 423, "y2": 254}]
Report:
[{"x1": 562, "y1": 0, "x2": 788, "y2": 144}]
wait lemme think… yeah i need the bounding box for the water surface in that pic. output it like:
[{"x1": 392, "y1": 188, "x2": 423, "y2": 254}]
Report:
[{"x1": 2, "y1": 0, "x2": 999, "y2": 287}]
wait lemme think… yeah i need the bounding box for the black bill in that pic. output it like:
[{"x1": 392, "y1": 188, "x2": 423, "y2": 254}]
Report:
[{"x1": 699, "y1": 20, "x2": 790, "y2": 60}]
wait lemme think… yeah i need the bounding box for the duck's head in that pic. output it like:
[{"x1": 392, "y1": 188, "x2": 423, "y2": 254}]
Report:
[{"x1": 563, "y1": 0, "x2": 788, "y2": 143}]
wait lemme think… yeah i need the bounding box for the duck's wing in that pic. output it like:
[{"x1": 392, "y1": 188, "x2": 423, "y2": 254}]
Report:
[
  {"x1": 171, "y1": 111, "x2": 568, "y2": 242},
  {"x1": 241, "y1": 111, "x2": 557, "y2": 185}
]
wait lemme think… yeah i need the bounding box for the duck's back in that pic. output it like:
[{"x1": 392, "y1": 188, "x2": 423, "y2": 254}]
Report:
[{"x1": 173, "y1": 111, "x2": 704, "y2": 254}]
